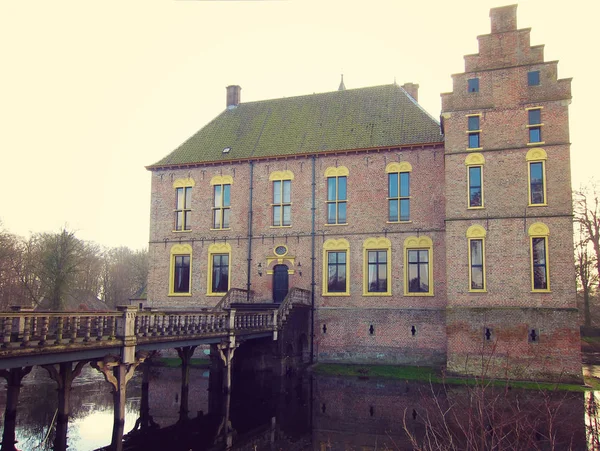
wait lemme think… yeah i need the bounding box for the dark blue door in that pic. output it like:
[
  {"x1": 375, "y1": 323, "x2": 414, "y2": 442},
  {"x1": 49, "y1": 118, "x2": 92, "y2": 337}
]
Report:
[{"x1": 273, "y1": 265, "x2": 289, "y2": 303}]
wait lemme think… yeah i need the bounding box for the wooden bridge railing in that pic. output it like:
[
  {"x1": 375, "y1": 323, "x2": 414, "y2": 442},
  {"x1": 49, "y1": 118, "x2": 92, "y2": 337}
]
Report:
[
  {"x1": 0, "y1": 287, "x2": 311, "y2": 364},
  {"x1": 0, "y1": 306, "x2": 277, "y2": 361}
]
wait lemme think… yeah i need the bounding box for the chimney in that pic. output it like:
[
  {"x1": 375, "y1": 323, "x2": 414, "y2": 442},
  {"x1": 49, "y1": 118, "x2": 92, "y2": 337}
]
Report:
[
  {"x1": 226, "y1": 85, "x2": 241, "y2": 109},
  {"x1": 490, "y1": 4, "x2": 517, "y2": 33},
  {"x1": 401, "y1": 82, "x2": 419, "y2": 102}
]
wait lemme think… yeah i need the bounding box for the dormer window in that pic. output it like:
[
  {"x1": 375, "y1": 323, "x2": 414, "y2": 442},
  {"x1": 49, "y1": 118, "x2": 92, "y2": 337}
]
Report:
[{"x1": 223, "y1": 147, "x2": 231, "y2": 154}]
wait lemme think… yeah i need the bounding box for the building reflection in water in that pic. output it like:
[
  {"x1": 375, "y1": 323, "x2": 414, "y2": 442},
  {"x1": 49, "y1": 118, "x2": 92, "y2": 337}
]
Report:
[{"x1": 0, "y1": 364, "x2": 597, "y2": 450}]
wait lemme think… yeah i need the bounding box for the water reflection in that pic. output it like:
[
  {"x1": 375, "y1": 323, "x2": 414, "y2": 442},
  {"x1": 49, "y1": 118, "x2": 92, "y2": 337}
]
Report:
[{"x1": 0, "y1": 364, "x2": 598, "y2": 450}]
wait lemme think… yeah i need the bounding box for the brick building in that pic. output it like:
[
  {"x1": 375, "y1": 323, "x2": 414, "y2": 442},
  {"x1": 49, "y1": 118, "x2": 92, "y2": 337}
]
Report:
[{"x1": 146, "y1": 5, "x2": 581, "y2": 382}]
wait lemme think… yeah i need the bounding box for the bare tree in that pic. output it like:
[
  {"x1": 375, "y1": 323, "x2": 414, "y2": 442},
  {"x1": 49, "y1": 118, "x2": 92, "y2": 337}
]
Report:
[
  {"x1": 101, "y1": 247, "x2": 148, "y2": 308},
  {"x1": 574, "y1": 182, "x2": 600, "y2": 291},
  {"x1": 575, "y1": 225, "x2": 597, "y2": 327}
]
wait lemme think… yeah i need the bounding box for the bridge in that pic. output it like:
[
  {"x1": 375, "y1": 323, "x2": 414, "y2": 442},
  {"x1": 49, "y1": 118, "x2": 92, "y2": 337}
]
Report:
[{"x1": 0, "y1": 287, "x2": 312, "y2": 451}]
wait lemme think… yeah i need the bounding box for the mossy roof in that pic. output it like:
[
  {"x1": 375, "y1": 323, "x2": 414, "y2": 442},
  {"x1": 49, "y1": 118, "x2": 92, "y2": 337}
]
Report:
[{"x1": 148, "y1": 84, "x2": 442, "y2": 169}]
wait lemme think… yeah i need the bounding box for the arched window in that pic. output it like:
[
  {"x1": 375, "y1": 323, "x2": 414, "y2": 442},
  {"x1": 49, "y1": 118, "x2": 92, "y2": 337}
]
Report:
[
  {"x1": 363, "y1": 237, "x2": 392, "y2": 296},
  {"x1": 173, "y1": 178, "x2": 195, "y2": 231},
  {"x1": 269, "y1": 170, "x2": 294, "y2": 227},
  {"x1": 528, "y1": 223, "x2": 550, "y2": 292},
  {"x1": 210, "y1": 175, "x2": 233, "y2": 229},
  {"x1": 169, "y1": 244, "x2": 192, "y2": 296},
  {"x1": 403, "y1": 236, "x2": 433, "y2": 296},
  {"x1": 207, "y1": 242, "x2": 231, "y2": 295},
  {"x1": 322, "y1": 238, "x2": 350, "y2": 295},
  {"x1": 466, "y1": 225, "x2": 487, "y2": 292},
  {"x1": 324, "y1": 166, "x2": 349, "y2": 225},
  {"x1": 386, "y1": 162, "x2": 412, "y2": 222},
  {"x1": 526, "y1": 148, "x2": 547, "y2": 206},
  {"x1": 465, "y1": 153, "x2": 485, "y2": 209}
]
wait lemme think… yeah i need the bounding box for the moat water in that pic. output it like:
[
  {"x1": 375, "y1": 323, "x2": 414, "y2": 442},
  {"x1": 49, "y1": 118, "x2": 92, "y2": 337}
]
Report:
[{"x1": 0, "y1": 364, "x2": 598, "y2": 450}]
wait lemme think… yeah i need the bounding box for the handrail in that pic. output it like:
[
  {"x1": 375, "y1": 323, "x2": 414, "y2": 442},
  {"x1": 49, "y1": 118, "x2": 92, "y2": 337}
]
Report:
[
  {"x1": 276, "y1": 287, "x2": 311, "y2": 327},
  {"x1": 212, "y1": 288, "x2": 257, "y2": 311}
]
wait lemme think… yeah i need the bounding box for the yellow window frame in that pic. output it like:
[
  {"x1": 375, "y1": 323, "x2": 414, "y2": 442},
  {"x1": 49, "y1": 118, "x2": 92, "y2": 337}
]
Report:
[
  {"x1": 526, "y1": 107, "x2": 545, "y2": 145},
  {"x1": 385, "y1": 162, "x2": 412, "y2": 223},
  {"x1": 322, "y1": 238, "x2": 350, "y2": 296},
  {"x1": 466, "y1": 113, "x2": 482, "y2": 151},
  {"x1": 207, "y1": 242, "x2": 232, "y2": 296},
  {"x1": 465, "y1": 153, "x2": 485, "y2": 209},
  {"x1": 324, "y1": 166, "x2": 349, "y2": 225},
  {"x1": 403, "y1": 236, "x2": 434, "y2": 296},
  {"x1": 169, "y1": 244, "x2": 193, "y2": 296},
  {"x1": 526, "y1": 148, "x2": 547, "y2": 207},
  {"x1": 173, "y1": 178, "x2": 195, "y2": 232},
  {"x1": 269, "y1": 170, "x2": 294, "y2": 228},
  {"x1": 210, "y1": 175, "x2": 233, "y2": 230},
  {"x1": 528, "y1": 223, "x2": 550, "y2": 292},
  {"x1": 362, "y1": 237, "x2": 392, "y2": 296},
  {"x1": 466, "y1": 225, "x2": 487, "y2": 292}
]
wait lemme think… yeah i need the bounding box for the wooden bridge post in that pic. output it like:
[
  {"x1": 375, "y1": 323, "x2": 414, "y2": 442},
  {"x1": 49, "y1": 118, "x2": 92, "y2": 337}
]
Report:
[
  {"x1": 175, "y1": 345, "x2": 197, "y2": 421},
  {"x1": 216, "y1": 309, "x2": 239, "y2": 394},
  {"x1": 92, "y1": 353, "x2": 147, "y2": 451},
  {"x1": 42, "y1": 361, "x2": 88, "y2": 451},
  {"x1": 0, "y1": 366, "x2": 32, "y2": 451}
]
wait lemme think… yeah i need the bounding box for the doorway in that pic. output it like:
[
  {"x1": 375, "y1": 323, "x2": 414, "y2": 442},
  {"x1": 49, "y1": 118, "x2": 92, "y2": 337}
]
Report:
[{"x1": 272, "y1": 264, "x2": 289, "y2": 303}]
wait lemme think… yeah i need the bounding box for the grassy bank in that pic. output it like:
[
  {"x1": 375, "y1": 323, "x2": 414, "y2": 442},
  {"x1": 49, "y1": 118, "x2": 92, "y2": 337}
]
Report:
[
  {"x1": 149, "y1": 357, "x2": 210, "y2": 368},
  {"x1": 312, "y1": 363, "x2": 600, "y2": 392}
]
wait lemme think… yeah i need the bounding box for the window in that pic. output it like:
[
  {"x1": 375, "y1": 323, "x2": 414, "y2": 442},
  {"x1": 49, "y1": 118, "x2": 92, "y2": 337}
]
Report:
[
  {"x1": 466, "y1": 225, "x2": 487, "y2": 292},
  {"x1": 467, "y1": 115, "x2": 481, "y2": 149},
  {"x1": 269, "y1": 170, "x2": 294, "y2": 227},
  {"x1": 169, "y1": 244, "x2": 192, "y2": 296},
  {"x1": 207, "y1": 243, "x2": 231, "y2": 295},
  {"x1": 173, "y1": 178, "x2": 195, "y2": 231},
  {"x1": 363, "y1": 237, "x2": 392, "y2": 296},
  {"x1": 322, "y1": 238, "x2": 350, "y2": 296},
  {"x1": 324, "y1": 166, "x2": 349, "y2": 225},
  {"x1": 527, "y1": 108, "x2": 543, "y2": 144},
  {"x1": 210, "y1": 175, "x2": 233, "y2": 229},
  {"x1": 465, "y1": 153, "x2": 485, "y2": 208},
  {"x1": 468, "y1": 78, "x2": 479, "y2": 93},
  {"x1": 528, "y1": 223, "x2": 550, "y2": 292},
  {"x1": 528, "y1": 70, "x2": 540, "y2": 86},
  {"x1": 526, "y1": 148, "x2": 547, "y2": 206},
  {"x1": 386, "y1": 162, "x2": 412, "y2": 222},
  {"x1": 404, "y1": 236, "x2": 433, "y2": 296}
]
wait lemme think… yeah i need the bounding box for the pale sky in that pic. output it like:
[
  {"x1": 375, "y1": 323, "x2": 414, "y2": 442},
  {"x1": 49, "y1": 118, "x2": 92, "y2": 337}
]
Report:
[{"x1": 1, "y1": 0, "x2": 597, "y2": 250}]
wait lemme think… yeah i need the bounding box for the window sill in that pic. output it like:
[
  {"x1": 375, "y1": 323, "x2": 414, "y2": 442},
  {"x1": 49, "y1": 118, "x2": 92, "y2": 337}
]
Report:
[
  {"x1": 468, "y1": 290, "x2": 487, "y2": 293},
  {"x1": 466, "y1": 147, "x2": 483, "y2": 151},
  {"x1": 404, "y1": 292, "x2": 435, "y2": 297},
  {"x1": 528, "y1": 203, "x2": 548, "y2": 207},
  {"x1": 526, "y1": 123, "x2": 545, "y2": 128},
  {"x1": 527, "y1": 141, "x2": 545, "y2": 146},
  {"x1": 386, "y1": 220, "x2": 412, "y2": 224},
  {"x1": 270, "y1": 225, "x2": 292, "y2": 229},
  {"x1": 210, "y1": 228, "x2": 231, "y2": 231},
  {"x1": 168, "y1": 293, "x2": 192, "y2": 297},
  {"x1": 531, "y1": 289, "x2": 551, "y2": 293},
  {"x1": 324, "y1": 223, "x2": 348, "y2": 227},
  {"x1": 206, "y1": 292, "x2": 227, "y2": 297},
  {"x1": 362, "y1": 292, "x2": 392, "y2": 297},
  {"x1": 172, "y1": 230, "x2": 192, "y2": 233},
  {"x1": 467, "y1": 206, "x2": 485, "y2": 210},
  {"x1": 322, "y1": 293, "x2": 351, "y2": 297}
]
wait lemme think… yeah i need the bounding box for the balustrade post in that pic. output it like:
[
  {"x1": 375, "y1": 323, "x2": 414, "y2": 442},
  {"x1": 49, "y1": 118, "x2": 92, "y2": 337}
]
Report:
[
  {"x1": 83, "y1": 317, "x2": 92, "y2": 342},
  {"x1": 3, "y1": 317, "x2": 13, "y2": 348},
  {"x1": 70, "y1": 316, "x2": 79, "y2": 343},
  {"x1": 228, "y1": 309, "x2": 236, "y2": 334},
  {"x1": 116, "y1": 306, "x2": 138, "y2": 364},
  {"x1": 20, "y1": 317, "x2": 31, "y2": 348},
  {"x1": 272, "y1": 310, "x2": 278, "y2": 341},
  {"x1": 96, "y1": 316, "x2": 104, "y2": 341},
  {"x1": 56, "y1": 316, "x2": 64, "y2": 343},
  {"x1": 38, "y1": 316, "x2": 49, "y2": 347}
]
